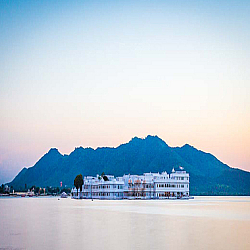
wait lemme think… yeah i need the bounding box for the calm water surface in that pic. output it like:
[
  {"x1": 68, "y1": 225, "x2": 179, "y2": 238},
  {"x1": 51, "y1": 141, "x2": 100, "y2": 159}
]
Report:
[{"x1": 0, "y1": 196, "x2": 250, "y2": 250}]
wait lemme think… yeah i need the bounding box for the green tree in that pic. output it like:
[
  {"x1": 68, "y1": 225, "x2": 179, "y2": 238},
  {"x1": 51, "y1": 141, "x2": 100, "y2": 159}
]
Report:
[
  {"x1": 101, "y1": 172, "x2": 109, "y2": 181},
  {"x1": 61, "y1": 187, "x2": 72, "y2": 194},
  {"x1": 34, "y1": 187, "x2": 40, "y2": 194},
  {"x1": 103, "y1": 175, "x2": 109, "y2": 181},
  {"x1": 0, "y1": 184, "x2": 4, "y2": 193},
  {"x1": 74, "y1": 174, "x2": 83, "y2": 196}
]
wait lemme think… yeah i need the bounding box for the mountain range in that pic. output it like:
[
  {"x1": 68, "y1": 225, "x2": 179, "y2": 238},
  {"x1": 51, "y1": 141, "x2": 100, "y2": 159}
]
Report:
[{"x1": 8, "y1": 135, "x2": 250, "y2": 195}]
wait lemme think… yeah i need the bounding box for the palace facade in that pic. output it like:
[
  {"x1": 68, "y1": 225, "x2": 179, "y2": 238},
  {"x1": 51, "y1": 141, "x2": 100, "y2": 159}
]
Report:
[{"x1": 72, "y1": 167, "x2": 189, "y2": 199}]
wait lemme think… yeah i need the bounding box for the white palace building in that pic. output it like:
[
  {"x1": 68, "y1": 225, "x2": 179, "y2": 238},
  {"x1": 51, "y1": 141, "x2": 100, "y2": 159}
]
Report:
[{"x1": 72, "y1": 167, "x2": 190, "y2": 200}]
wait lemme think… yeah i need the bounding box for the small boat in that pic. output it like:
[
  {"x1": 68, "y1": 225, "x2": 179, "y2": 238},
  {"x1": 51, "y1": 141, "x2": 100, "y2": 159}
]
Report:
[
  {"x1": 60, "y1": 192, "x2": 68, "y2": 198},
  {"x1": 21, "y1": 194, "x2": 26, "y2": 197}
]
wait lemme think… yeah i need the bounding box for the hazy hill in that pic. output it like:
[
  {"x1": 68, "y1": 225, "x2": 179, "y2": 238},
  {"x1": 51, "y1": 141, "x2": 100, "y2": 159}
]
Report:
[{"x1": 8, "y1": 135, "x2": 250, "y2": 195}]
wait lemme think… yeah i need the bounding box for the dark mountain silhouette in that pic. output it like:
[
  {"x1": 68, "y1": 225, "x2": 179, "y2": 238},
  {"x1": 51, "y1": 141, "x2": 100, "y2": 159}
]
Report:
[{"x1": 8, "y1": 135, "x2": 250, "y2": 195}]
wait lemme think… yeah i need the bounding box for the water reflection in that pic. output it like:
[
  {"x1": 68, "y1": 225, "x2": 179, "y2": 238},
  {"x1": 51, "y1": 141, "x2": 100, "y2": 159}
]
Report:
[{"x1": 0, "y1": 196, "x2": 249, "y2": 250}]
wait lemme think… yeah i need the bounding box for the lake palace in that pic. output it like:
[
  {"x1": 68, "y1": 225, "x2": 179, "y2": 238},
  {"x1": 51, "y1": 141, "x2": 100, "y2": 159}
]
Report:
[{"x1": 72, "y1": 167, "x2": 190, "y2": 199}]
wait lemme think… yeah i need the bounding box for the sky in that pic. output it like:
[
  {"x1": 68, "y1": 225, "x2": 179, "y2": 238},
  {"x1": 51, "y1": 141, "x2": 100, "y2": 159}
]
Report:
[{"x1": 0, "y1": 0, "x2": 249, "y2": 184}]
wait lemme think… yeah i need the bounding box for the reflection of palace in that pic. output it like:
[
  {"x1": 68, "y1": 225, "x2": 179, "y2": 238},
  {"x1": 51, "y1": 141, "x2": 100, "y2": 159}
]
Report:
[{"x1": 72, "y1": 167, "x2": 190, "y2": 200}]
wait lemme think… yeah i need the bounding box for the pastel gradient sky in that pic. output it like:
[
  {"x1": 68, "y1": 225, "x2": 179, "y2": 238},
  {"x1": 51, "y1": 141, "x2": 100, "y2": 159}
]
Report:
[{"x1": 0, "y1": 0, "x2": 249, "y2": 184}]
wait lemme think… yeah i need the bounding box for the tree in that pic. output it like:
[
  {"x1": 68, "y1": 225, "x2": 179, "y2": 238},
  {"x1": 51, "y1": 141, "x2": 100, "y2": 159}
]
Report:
[
  {"x1": 74, "y1": 174, "x2": 83, "y2": 196},
  {"x1": 34, "y1": 186, "x2": 40, "y2": 194},
  {"x1": 101, "y1": 172, "x2": 109, "y2": 181},
  {"x1": 103, "y1": 175, "x2": 109, "y2": 181},
  {"x1": 0, "y1": 184, "x2": 4, "y2": 193}
]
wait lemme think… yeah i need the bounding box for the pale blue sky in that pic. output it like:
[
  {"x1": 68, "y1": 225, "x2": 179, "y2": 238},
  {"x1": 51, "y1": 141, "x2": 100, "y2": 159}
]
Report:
[{"x1": 0, "y1": 0, "x2": 249, "y2": 184}]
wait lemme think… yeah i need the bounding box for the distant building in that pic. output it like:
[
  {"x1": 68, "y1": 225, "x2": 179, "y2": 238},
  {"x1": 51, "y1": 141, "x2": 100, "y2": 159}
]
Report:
[{"x1": 72, "y1": 167, "x2": 189, "y2": 199}]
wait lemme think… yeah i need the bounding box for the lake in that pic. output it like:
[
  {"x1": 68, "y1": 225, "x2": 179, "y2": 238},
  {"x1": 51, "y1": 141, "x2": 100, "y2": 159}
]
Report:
[{"x1": 0, "y1": 196, "x2": 249, "y2": 250}]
